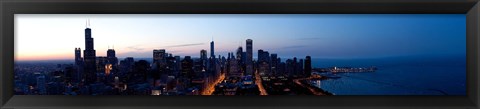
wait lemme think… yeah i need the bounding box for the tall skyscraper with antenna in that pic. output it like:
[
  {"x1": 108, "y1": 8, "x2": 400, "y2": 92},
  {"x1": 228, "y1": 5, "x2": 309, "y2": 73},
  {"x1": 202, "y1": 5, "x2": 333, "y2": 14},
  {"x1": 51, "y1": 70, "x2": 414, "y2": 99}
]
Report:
[
  {"x1": 107, "y1": 48, "x2": 118, "y2": 65},
  {"x1": 210, "y1": 38, "x2": 215, "y2": 58},
  {"x1": 83, "y1": 20, "x2": 97, "y2": 84}
]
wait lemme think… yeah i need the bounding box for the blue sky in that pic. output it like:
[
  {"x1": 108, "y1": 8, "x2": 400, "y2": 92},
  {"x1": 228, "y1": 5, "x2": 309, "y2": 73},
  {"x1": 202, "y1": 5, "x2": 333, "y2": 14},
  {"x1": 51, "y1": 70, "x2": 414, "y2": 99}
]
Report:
[{"x1": 15, "y1": 14, "x2": 466, "y2": 60}]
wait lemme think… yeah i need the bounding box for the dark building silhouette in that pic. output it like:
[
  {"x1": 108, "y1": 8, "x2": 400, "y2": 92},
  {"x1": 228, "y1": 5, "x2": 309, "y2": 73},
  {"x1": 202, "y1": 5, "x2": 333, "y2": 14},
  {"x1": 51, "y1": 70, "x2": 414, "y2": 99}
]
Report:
[
  {"x1": 74, "y1": 48, "x2": 84, "y2": 83},
  {"x1": 200, "y1": 49, "x2": 208, "y2": 61},
  {"x1": 119, "y1": 57, "x2": 135, "y2": 79},
  {"x1": 286, "y1": 59, "x2": 294, "y2": 76},
  {"x1": 236, "y1": 46, "x2": 243, "y2": 62},
  {"x1": 258, "y1": 49, "x2": 270, "y2": 63},
  {"x1": 96, "y1": 57, "x2": 109, "y2": 71},
  {"x1": 83, "y1": 27, "x2": 97, "y2": 84},
  {"x1": 153, "y1": 49, "x2": 167, "y2": 74},
  {"x1": 75, "y1": 48, "x2": 83, "y2": 66},
  {"x1": 153, "y1": 49, "x2": 166, "y2": 65},
  {"x1": 298, "y1": 59, "x2": 304, "y2": 75},
  {"x1": 200, "y1": 49, "x2": 208, "y2": 67},
  {"x1": 242, "y1": 52, "x2": 247, "y2": 65},
  {"x1": 106, "y1": 49, "x2": 118, "y2": 82},
  {"x1": 107, "y1": 49, "x2": 118, "y2": 66},
  {"x1": 181, "y1": 56, "x2": 194, "y2": 78},
  {"x1": 210, "y1": 40, "x2": 215, "y2": 58},
  {"x1": 270, "y1": 54, "x2": 278, "y2": 75},
  {"x1": 165, "y1": 55, "x2": 178, "y2": 76},
  {"x1": 174, "y1": 56, "x2": 181, "y2": 76},
  {"x1": 131, "y1": 60, "x2": 150, "y2": 83},
  {"x1": 258, "y1": 49, "x2": 270, "y2": 76},
  {"x1": 304, "y1": 56, "x2": 312, "y2": 76},
  {"x1": 246, "y1": 39, "x2": 253, "y2": 75},
  {"x1": 293, "y1": 57, "x2": 298, "y2": 75}
]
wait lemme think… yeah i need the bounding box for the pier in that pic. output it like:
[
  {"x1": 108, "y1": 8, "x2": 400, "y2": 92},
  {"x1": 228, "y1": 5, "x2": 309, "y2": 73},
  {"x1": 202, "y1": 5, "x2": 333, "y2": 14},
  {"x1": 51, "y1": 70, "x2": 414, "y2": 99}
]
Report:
[{"x1": 313, "y1": 66, "x2": 377, "y2": 73}]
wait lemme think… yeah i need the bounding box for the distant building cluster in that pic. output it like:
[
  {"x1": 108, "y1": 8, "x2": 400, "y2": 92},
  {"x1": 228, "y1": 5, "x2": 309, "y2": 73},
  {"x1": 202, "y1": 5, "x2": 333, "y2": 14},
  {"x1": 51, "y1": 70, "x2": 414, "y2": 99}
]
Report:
[{"x1": 14, "y1": 25, "x2": 315, "y2": 95}]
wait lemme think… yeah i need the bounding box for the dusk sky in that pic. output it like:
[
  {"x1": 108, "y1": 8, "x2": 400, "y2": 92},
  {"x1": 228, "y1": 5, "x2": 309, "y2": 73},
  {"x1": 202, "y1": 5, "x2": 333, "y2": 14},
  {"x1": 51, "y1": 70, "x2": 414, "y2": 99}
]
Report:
[{"x1": 15, "y1": 14, "x2": 466, "y2": 61}]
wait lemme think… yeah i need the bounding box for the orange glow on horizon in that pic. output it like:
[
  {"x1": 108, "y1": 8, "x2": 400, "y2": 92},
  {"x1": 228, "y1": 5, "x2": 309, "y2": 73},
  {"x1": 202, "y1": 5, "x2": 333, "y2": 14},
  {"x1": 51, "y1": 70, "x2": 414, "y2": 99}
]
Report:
[{"x1": 16, "y1": 53, "x2": 73, "y2": 61}]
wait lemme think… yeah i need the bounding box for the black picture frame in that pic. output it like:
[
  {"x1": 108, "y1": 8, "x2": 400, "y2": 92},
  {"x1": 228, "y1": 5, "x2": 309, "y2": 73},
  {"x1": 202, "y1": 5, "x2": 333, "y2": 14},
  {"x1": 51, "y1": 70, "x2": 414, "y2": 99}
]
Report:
[{"x1": 1, "y1": 0, "x2": 479, "y2": 109}]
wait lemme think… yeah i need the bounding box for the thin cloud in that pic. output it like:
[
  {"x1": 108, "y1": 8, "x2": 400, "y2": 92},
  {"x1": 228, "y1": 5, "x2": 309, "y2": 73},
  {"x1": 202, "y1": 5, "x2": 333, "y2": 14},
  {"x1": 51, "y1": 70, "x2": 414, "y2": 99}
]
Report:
[
  {"x1": 127, "y1": 46, "x2": 145, "y2": 51},
  {"x1": 117, "y1": 51, "x2": 151, "y2": 58},
  {"x1": 164, "y1": 43, "x2": 205, "y2": 48}
]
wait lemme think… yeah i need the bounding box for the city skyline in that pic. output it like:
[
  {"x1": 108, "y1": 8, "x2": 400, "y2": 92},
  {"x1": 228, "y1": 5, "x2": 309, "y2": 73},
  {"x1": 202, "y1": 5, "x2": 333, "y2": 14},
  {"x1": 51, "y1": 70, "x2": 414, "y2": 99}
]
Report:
[
  {"x1": 13, "y1": 14, "x2": 466, "y2": 96},
  {"x1": 15, "y1": 14, "x2": 465, "y2": 61}
]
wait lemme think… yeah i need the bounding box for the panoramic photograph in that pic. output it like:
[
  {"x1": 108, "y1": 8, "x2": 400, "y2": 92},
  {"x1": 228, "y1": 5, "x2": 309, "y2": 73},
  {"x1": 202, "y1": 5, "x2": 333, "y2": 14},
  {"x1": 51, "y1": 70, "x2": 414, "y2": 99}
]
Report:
[{"x1": 14, "y1": 14, "x2": 466, "y2": 95}]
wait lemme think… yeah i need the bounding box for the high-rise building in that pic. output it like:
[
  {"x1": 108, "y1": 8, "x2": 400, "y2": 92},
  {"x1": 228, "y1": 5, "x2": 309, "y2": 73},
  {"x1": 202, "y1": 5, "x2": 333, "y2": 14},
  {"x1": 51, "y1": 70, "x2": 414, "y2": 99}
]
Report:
[
  {"x1": 258, "y1": 49, "x2": 270, "y2": 63},
  {"x1": 107, "y1": 49, "x2": 115, "y2": 58},
  {"x1": 74, "y1": 48, "x2": 84, "y2": 83},
  {"x1": 270, "y1": 54, "x2": 278, "y2": 75},
  {"x1": 227, "y1": 53, "x2": 242, "y2": 78},
  {"x1": 286, "y1": 59, "x2": 294, "y2": 76},
  {"x1": 257, "y1": 49, "x2": 270, "y2": 76},
  {"x1": 236, "y1": 46, "x2": 243, "y2": 61},
  {"x1": 119, "y1": 57, "x2": 134, "y2": 78},
  {"x1": 242, "y1": 52, "x2": 247, "y2": 64},
  {"x1": 96, "y1": 56, "x2": 109, "y2": 74},
  {"x1": 107, "y1": 49, "x2": 118, "y2": 65},
  {"x1": 153, "y1": 49, "x2": 166, "y2": 65},
  {"x1": 210, "y1": 40, "x2": 215, "y2": 58},
  {"x1": 246, "y1": 39, "x2": 253, "y2": 75},
  {"x1": 83, "y1": 27, "x2": 97, "y2": 84},
  {"x1": 174, "y1": 56, "x2": 181, "y2": 76},
  {"x1": 258, "y1": 49, "x2": 264, "y2": 62},
  {"x1": 132, "y1": 60, "x2": 150, "y2": 83},
  {"x1": 293, "y1": 57, "x2": 298, "y2": 75},
  {"x1": 181, "y1": 56, "x2": 194, "y2": 78},
  {"x1": 75, "y1": 48, "x2": 83, "y2": 66},
  {"x1": 304, "y1": 56, "x2": 312, "y2": 76},
  {"x1": 200, "y1": 49, "x2": 208, "y2": 61},
  {"x1": 166, "y1": 56, "x2": 177, "y2": 76},
  {"x1": 298, "y1": 59, "x2": 304, "y2": 75}
]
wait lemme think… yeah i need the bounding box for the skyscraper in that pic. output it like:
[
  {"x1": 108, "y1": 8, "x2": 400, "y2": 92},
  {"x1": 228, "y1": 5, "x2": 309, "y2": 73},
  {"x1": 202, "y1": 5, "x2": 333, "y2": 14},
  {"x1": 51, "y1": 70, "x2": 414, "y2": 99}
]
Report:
[
  {"x1": 83, "y1": 27, "x2": 97, "y2": 84},
  {"x1": 107, "y1": 49, "x2": 118, "y2": 66},
  {"x1": 293, "y1": 57, "x2": 298, "y2": 75},
  {"x1": 210, "y1": 40, "x2": 215, "y2": 58},
  {"x1": 153, "y1": 49, "x2": 166, "y2": 65},
  {"x1": 182, "y1": 56, "x2": 194, "y2": 78},
  {"x1": 258, "y1": 49, "x2": 270, "y2": 76},
  {"x1": 246, "y1": 39, "x2": 253, "y2": 75},
  {"x1": 75, "y1": 48, "x2": 82, "y2": 66},
  {"x1": 270, "y1": 54, "x2": 278, "y2": 75},
  {"x1": 74, "y1": 48, "x2": 84, "y2": 83},
  {"x1": 200, "y1": 49, "x2": 207, "y2": 61},
  {"x1": 107, "y1": 49, "x2": 115, "y2": 57},
  {"x1": 258, "y1": 49, "x2": 264, "y2": 62},
  {"x1": 96, "y1": 56, "x2": 109, "y2": 74},
  {"x1": 304, "y1": 56, "x2": 312, "y2": 76},
  {"x1": 200, "y1": 49, "x2": 208, "y2": 69},
  {"x1": 236, "y1": 46, "x2": 243, "y2": 61},
  {"x1": 258, "y1": 49, "x2": 270, "y2": 63},
  {"x1": 298, "y1": 59, "x2": 304, "y2": 75}
]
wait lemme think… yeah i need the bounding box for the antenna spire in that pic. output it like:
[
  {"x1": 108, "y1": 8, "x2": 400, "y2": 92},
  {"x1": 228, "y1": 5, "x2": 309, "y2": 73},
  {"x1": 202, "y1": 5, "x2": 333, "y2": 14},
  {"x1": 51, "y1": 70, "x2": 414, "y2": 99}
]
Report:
[{"x1": 87, "y1": 19, "x2": 90, "y2": 28}]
